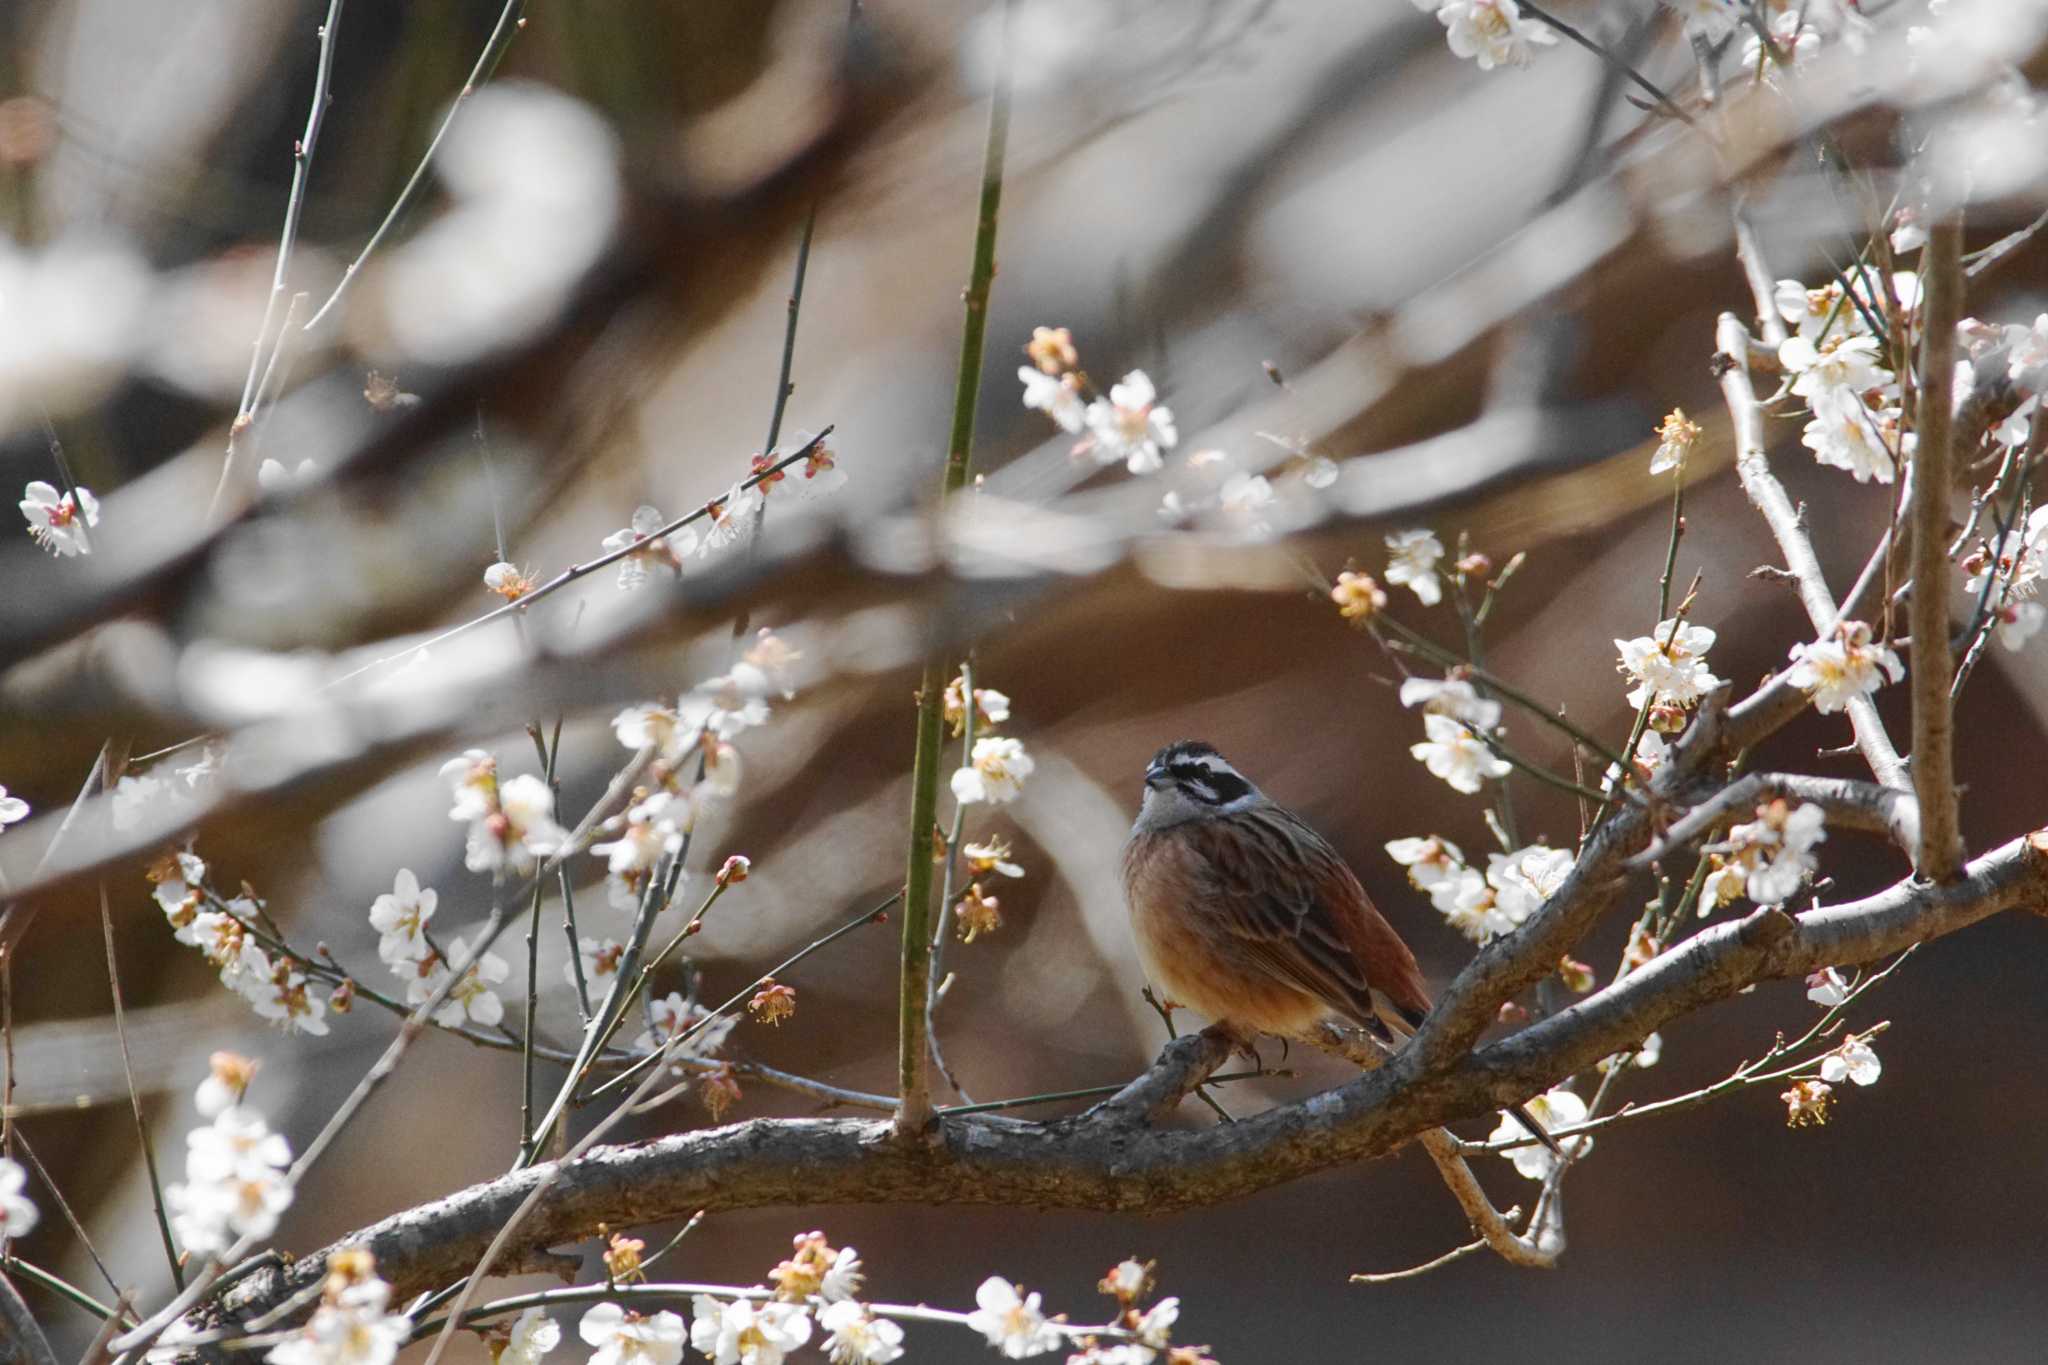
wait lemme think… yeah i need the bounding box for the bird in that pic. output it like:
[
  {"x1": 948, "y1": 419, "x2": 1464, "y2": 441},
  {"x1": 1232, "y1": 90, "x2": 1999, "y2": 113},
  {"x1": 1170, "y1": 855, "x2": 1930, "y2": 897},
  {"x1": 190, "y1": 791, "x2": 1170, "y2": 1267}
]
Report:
[{"x1": 1121, "y1": 739, "x2": 1557, "y2": 1153}]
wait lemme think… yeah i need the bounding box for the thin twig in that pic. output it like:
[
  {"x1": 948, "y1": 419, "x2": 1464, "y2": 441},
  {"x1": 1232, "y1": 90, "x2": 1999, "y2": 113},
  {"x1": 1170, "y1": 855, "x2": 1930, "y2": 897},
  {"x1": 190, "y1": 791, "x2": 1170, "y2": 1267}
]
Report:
[
  {"x1": 301, "y1": 0, "x2": 530, "y2": 332},
  {"x1": 211, "y1": 0, "x2": 346, "y2": 523},
  {"x1": 100, "y1": 883, "x2": 182, "y2": 1288}
]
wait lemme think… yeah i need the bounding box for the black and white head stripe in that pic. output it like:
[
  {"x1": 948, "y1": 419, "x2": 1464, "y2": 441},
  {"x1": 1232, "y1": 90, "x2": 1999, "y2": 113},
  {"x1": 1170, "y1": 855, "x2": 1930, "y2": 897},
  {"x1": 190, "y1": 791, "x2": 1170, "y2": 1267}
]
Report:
[{"x1": 1145, "y1": 740, "x2": 1256, "y2": 807}]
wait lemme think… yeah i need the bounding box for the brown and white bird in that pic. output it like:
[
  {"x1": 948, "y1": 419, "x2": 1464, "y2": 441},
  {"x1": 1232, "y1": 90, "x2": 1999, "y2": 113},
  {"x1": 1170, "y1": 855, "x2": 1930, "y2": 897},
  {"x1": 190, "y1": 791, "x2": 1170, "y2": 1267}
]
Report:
[{"x1": 1121, "y1": 740, "x2": 1555, "y2": 1150}]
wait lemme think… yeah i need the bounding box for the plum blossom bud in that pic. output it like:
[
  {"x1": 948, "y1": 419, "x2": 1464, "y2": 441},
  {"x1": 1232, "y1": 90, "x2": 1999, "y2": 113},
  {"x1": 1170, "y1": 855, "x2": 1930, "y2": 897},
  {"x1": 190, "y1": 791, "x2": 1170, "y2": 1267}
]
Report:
[
  {"x1": 1558, "y1": 956, "x2": 1594, "y2": 993},
  {"x1": 716, "y1": 854, "x2": 751, "y2": 887}
]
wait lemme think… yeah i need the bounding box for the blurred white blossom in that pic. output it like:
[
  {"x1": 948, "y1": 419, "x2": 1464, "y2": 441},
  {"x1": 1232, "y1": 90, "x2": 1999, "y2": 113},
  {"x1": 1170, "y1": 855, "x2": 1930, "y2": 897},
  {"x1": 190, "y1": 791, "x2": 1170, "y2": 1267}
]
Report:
[
  {"x1": 1082, "y1": 371, "x2": 1177, "y2": 475},
  {"x1": 1489, "y1": 1087, "x2": 1587, "y2": 1180},
  {"x1": 0, "y1": 1158, "x2": 37, "y2": 1238},
  {"x1": 1384, "y1": 529, "x2": 1444, "y2": 606},
  {"x1": 1436, "y1": 0, "x2": 1558, "y2": 69},
  {"x1": 952, "y1": 736, "x2": 1035, "y2": 805}
]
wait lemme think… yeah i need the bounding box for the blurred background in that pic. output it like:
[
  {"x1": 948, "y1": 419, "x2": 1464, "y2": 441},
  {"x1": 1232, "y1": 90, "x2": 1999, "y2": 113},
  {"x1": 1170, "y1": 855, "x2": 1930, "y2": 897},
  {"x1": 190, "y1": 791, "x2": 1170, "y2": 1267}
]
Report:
[{"x1": 3, "y1": 0, "x2": 2047, "y2": 1360}]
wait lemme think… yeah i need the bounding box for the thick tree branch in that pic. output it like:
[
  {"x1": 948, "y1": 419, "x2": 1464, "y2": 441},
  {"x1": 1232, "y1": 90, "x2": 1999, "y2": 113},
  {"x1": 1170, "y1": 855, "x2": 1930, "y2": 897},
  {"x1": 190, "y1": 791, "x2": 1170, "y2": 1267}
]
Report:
[
  {"x1": 207, "y1": 830, "x2": 2046, "y2": 1329},
  {"x1": 1908, "y1": 217, "x2": 1966, "y2": 881}
]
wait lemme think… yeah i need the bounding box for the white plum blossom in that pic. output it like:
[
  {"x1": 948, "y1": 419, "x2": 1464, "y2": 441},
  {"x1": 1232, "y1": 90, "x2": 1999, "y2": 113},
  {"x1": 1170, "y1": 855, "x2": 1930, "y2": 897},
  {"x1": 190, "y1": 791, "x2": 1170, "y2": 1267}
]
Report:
[
  {"x1": 499, "y1": 1308, "x2": 562, "y2": 1365},
  {"x1": 1398, "y1": 676, "x2": 1502, "y2": 730},
  {"x1": 1490, "y1": 1086, "x2": 1588, "y2": 1180},
  {"x1": 265, "y1": 1274, "x2": 412, "y2": 1365},
  {"x1": 1806, "y1": 967, "x2": 1852, "y2": 1008},
  {"x1": 0, "y1": 785, "x2": 25, "y2": 831},
  {"x1": 1133, "y1": 1298, "x2": 1179, "y2": 1350},
  {"x1": 1800, "y1": 392, "x2": 1904, "y2": 484},
  {"x1": 1384, "y1": 529, "x2": 1444, "y2": 606},
  {"x1": 601, "y1": 505, "x2": 695, "y2": 590},
  {"x1": 1486, "y1": 844, "x2": 1573, "y2": 925},
  {"x1": 1997, "y1": 601, "x2": 2046, "y2": 651},
  {"x1": 1779, "y1": 333, "x2": 1888, "y2": 407},
  {"x1": 166, "y1": 1101, "x2": 295, "y2": 1254},
  {"x1": 441, "y1": 752, "x2": 567, "y2": 876},
  {"x1": 951, "y1": 736, "x2": 1035, "y2": 805},
  {"x1": 19, "y1": 480, "x2": 99, "y2": 557},
  {"x1": 1082, "y1": 371, "x2": 1177, "y2": 475},
  {"x1": 687, "y1": 1296, "x2": 812, "y2": 1365},
  {"x1": 1217, "y1": 472, "x2": 1274, "y2": 531},
  {"x1": 1437, "y1": 0, "x2": 1557, "y2": 69},
  {"x1": 817, "y1": 1302, "x2": 904, "y2": 1365},
  {"x1": 247, "y1": 959, "x2": 330, "y2": 1037},
  {"x1": 405, "y1": 933, "x2": 509, "y2": 1029},
  {"x1": 579, "y1": 1303, "x2": 687, "y2": 1365},
  {"x1": 591, "y1": 790, "x2": 692, "y2": 881},
  {"x1": 1725, "y1": 800, "x2": 1827, "y2": 905},
  {"x1": 1019, "y1": 367, "x2": 1085, "y2": 433},
  {"x1": 1615, "y1": 618, "x2": 1721, "y2": 709},
  {"x1": 966, "y1": 1277, "x2": 1064, "y2": 1359},
  {"x1": 1786, "y1": 621, "x2": 1903, "y2": 713},
  {"x1": 1409, "y1": 712, "x2": 1510, "y2": 795},
  {"x1": 1820, "y1": 1033, "x2": 1882, "y2": 1086},
  {"x1": 1386, "y1": 835, "x2": 1465, "y2": 894},
  {"x1": 820, "y1": 1245, "x2": 866, "y2": 1303},
  {"x1": 701, "y1": 483, "x2": 765, "y2": 556},
  {"x1": 368, "y1": 869, "x2": 437, "y2": 964},
  {"x1": 679, "y1": 671, "x2": 775, "y2": 742},
  {"x1": 0, "y1": 1158, "x2": 37, "y2": 1238}
]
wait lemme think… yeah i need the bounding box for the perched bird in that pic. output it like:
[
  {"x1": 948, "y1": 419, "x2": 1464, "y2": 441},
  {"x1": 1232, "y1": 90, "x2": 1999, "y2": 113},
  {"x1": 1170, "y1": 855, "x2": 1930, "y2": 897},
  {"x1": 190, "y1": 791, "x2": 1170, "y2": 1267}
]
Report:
[{"x1": 1121, "y1": 739, "x2": 1556, "y2": 1152}]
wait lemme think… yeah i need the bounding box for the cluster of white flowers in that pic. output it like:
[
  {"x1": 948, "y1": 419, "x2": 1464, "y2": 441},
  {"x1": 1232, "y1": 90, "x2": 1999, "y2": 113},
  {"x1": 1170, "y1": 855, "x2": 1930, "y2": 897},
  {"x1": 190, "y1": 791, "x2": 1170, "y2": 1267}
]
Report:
[
  {"x1": 598, "y1": 631, "x2": 793, "y2": 911},
  {"x1": 265, "y1": 1250, "x2": 414, "y2": 1365},
  {"x1": 1963, "y1": 505, "x2": 2048, "y2": 652},
  {"x1": 0, "y1": 1156, "x2": 38, "y2": 1239},
  {"x1": 1489, "y1": 1086, "x2": 1590, "y2": 1181},
  {"x1": 368, "y1": 866, "x2": 513, "y2": 1031},
  {"x1": 442, "y1": 750, "x2": 568, "y2": 877},
  {"x1": 1773, "y1": 269, "x2": 1918, "y2": 484},
  {"x1": 165, "y1": 1056, "x2": 295, "y2": 1255},
  {"x1": 1016, "y1": 327, "x2": 1177, "y2": 475},
  {"x1": 595, "y1": 443, "x2": 846, "y2": 592},
  {"x1": 111, "y1": 746, "x2": 222, "y2": 833},
  {"x1": 1615, "y1": 618, "x2": 1722, "y2": 711},
  {"x1": 1387, "y1": 835, "x2": 1573, "y2": 945},
  {"x1": 1785, "y1": 619, "x2": 1904, "y2": 713},
  {"x1": 1701, "y1": 799, "x2": 1827, "y2": 911},
  {"x1": 151, "y1": 850, "x2": 332, "y2": 1035},
  {"x1": 18, "y1": 479, "x2": 99, "y2": 556}
]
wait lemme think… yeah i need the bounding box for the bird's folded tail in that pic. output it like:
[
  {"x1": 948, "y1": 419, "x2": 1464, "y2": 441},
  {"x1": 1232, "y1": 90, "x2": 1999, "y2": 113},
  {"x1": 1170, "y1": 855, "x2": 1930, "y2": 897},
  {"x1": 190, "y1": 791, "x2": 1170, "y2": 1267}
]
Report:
[{"x1": 1507, "y1": 1101, "x2": 1563, "y2": 1156}]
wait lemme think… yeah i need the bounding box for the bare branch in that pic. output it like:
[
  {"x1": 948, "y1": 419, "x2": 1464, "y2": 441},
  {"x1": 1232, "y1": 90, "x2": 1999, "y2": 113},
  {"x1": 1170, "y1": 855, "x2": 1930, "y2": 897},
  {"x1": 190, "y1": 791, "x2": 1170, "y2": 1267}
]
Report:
[{"x1": 1907, "y1": 217, "x2": 1967, "y2": 881}]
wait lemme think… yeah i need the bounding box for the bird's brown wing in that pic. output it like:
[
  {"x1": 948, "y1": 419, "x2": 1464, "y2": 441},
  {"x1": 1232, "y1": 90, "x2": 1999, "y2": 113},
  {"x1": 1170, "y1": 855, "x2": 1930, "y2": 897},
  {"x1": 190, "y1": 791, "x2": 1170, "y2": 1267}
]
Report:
[{"x1": 1185, "y1": 806, "x2": 1433, "y2": 1034}]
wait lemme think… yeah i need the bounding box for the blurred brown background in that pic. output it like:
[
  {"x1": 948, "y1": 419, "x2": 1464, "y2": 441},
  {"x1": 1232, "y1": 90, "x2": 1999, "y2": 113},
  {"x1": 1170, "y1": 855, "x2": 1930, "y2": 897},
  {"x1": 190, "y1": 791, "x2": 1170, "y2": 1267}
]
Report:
[{"x1": 3, "y1": 1, "x2": 2047, "y2": 1361}]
